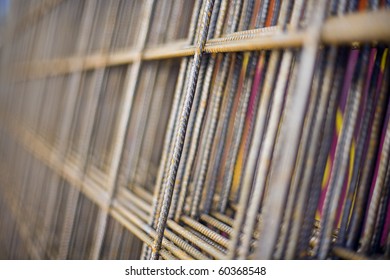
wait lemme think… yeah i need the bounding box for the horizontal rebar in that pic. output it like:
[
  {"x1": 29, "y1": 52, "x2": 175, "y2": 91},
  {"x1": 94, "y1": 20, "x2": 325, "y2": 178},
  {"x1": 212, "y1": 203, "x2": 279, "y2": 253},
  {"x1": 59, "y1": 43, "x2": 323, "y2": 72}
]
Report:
[{"x1": 9, "y1": 10, "x2": 390, "y2": 81}]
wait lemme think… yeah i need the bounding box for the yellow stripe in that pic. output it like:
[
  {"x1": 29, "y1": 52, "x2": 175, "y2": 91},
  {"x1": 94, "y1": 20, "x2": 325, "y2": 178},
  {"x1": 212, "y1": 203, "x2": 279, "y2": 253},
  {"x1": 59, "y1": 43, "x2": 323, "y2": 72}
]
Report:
[
  {"x1": 336, "y1": 108, "x2": 343, "y2": 134},
  {"x1": 318, "y1": 109, "x2": 343, "y2": 220},
  {"x1": 315, "y1": 210, "x2": 321, "y2": 221},
  {"x1": 347, "y1": 140, "x2": 357, "y2": 224},
  {"x1": 348, "y1": 140, "x2": 355, "y2": 187},
  {"x1": 381, "y1": 48, "x2": 388, "y2": 72},
  {"x1": 231, "y1": 54, "x2": 250, "y2": 194},
  {"x1": 232, "y1": 151, "x2": 244, "y2": 192},
  {"x1": 242, "y1": 52, "x2": 250, "y2": 70},
  {"x1": 322, "y1": 157, "x2": 331, "y2": 188}
]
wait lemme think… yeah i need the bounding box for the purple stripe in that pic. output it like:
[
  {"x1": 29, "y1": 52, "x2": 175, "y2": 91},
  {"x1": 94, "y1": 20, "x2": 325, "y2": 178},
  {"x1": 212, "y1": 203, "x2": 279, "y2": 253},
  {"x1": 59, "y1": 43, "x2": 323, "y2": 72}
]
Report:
[
  {"x1": 360, "y1": 50, "x2": 386, "y2": 172},
  {"x1": 247, "y1": 59, "x2": 263, "y2": 119},
  {"x1": 335, "y1": 49, "x2": 377, "y2": 225},
  {"x1": 339, "y1": 50, "x2": 360, "y2": 111},
  {"x1": 317, "y1": 49, "x2": 359, "y2": 217}
]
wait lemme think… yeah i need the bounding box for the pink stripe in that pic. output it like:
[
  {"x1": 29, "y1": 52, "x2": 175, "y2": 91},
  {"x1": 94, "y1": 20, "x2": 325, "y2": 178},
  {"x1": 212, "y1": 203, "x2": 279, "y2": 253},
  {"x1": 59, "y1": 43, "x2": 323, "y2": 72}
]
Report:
[{"x1": 317, "y1": 50, "x2": 359, "y2": 217}]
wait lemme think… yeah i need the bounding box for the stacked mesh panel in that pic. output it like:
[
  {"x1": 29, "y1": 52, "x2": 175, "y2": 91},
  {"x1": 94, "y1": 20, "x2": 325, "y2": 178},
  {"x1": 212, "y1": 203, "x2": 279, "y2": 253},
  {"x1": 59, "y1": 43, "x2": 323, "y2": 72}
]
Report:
[{"x1": 0, "y1": 0, "x2": 390, "y2": 260}]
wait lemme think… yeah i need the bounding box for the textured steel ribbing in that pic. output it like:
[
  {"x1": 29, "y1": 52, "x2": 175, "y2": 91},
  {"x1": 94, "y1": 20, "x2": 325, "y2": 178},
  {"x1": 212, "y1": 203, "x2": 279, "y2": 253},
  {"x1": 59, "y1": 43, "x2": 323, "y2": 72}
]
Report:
[
  {"x1": 202, "y1": 53, "x2": 242, "y2": 214},
  {"x1": 337, "y1": 48, "x2": 383, "y2": 247},
  {"x1": 190, "y1": 0, "x2": 244, "y2": 219},
  {"x1": 174, "y1": 2, "x2": 229, "y2": 222},
  {"x1": 142, "y1": 0, "x2": 205, "y2": 259},
  {"x1": 217, "y1": 0, "x2": 259, "y2": 214},
  {"x1": 200, "y1": 214, "x2": 233, "y2": 235},
  {"x1": 181, "y1": 215, "x2": 229, "y2": 247},
  {"x1": 150, "y1": 0, "x2": 215, "y2": 260},
  {"x1": 287, "y1": 46, "x2": 337, "y2": 259},
  {"x1": 360, "y1": 96, "x2": 390, "y2": 253},
  {"x1": 317, "y1": 47, "x2": 369, "y2": 259},
  {"x1": 171, "y1": 0, "x2": 224, "y2": 221},
  {"x1": 256, "y1": 0, "x2": 327, "y2": 260}
]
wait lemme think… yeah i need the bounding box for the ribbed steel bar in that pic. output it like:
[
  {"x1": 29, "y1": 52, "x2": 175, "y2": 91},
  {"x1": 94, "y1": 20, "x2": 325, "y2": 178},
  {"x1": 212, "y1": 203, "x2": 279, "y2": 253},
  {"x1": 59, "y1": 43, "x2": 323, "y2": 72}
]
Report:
[
  {"x1": 142, "y1": 0, "x2": 204, "y2": 260},
  {"x1": 170, "y1": 0, "x2": 225, "y2": 221},
  {"x1": 150, "y1": 0, "x2": 215, "y2": 260},
  {"x1": 255, "y1": 0, "x2": 327, "y2": 259}
]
